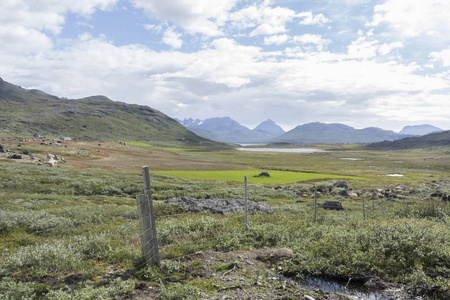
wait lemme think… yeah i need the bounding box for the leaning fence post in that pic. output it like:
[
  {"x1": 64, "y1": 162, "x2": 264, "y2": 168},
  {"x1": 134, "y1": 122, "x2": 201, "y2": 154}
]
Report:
[
  {"x1": 314, "y1": 186, "x2": 317, "y2": 223},
  {"x1": 137, "y1": 194, "x2": 155, "y2": 265},
  {"x1": 362, "y1": 194, "x2": 366, "y2": 221},
  {"x1": 137, "y1": 166, "x2": 160, "y2": 265},
  {"x1": 244, "y1": 176, "x2": 248, "y2": 231}
]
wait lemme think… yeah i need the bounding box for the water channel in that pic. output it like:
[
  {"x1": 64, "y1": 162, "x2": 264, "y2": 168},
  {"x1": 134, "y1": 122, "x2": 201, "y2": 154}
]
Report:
[{"x1": 277, "y1": 275, "x2": 399, "y2": 299}]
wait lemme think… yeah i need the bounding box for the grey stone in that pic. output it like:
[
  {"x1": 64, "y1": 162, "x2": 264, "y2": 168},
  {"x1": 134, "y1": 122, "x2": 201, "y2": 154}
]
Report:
[
  {"x1": 333, "y1": 181, "x2": 348, "y2": 190},
  {"x1": 322, "y1": 200, "x2": 344, "y2": 210},
  {"x1": 9, "y1": 153, "x2": 22, "y2": 159},
  {"x1": 164, "y1": 196, "x2": 274, "y2": 214}
]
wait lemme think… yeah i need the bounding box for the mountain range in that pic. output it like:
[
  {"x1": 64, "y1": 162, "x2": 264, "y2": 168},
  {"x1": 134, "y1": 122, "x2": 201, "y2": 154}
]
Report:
[
  {"x1": 177, "y1": 117, "x2": 444, "y2": 144},
  {"x1": 176, "y1": 117, "x2": 285, "y2": 143},
  {"x1": 1, "y1": 76, "x2": 447, "y2": 147},
  {"x1": 0, "y1": 77, "x2": 224, "y2": 147}
]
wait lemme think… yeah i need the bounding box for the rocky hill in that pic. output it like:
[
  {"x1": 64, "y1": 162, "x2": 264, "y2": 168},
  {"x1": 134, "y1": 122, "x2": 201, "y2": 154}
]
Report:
[
  {"x1": 271, "y1": 122, "x2": 412, "y2": 144},
  {"x1": 0, "y1": 77, "x2": 226, "y2": 147}
]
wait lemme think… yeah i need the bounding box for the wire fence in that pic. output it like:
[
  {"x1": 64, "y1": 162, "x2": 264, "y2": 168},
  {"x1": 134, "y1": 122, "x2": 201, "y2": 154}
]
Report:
[{"x1": 1, "y1": 167, "x2": 444, "y2": 273}]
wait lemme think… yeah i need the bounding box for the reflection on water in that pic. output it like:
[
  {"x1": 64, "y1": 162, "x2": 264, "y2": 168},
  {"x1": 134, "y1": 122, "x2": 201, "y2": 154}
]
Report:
[
  {"x1": 296, "y1": 276, "x2": 391, "y2": 299},
  {"x1": 277, "y1": 275, "x2": 395, "y2": 300},
  {"x1": 237, "y1": 148, "x2": 325, "y2": 153}
]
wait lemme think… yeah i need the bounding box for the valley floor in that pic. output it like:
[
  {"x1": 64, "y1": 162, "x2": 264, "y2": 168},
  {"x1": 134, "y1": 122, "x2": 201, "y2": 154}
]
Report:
[{"x1": 0, "y1": 139, "x2": 449, "y2": 299}]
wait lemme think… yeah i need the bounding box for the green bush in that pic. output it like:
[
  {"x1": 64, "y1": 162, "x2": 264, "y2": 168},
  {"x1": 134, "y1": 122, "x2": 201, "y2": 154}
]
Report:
[{"x1": 159, "y1": 282, "x2": 199, "y2": 300}]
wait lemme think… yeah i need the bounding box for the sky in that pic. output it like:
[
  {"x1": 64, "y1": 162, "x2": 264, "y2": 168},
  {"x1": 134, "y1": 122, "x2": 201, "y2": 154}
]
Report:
[{"x1": 1, "y1": 0, "x2": 449, "y2": 132}]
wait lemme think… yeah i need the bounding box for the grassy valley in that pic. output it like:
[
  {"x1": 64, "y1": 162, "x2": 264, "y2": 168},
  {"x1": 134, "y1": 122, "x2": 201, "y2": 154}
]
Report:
[
  {"x1": 1, "y1": 77, "x2": 449, "y2": 299},
  {"x1": 0, "y1": 139, "x2": 449, "y2": 299}
]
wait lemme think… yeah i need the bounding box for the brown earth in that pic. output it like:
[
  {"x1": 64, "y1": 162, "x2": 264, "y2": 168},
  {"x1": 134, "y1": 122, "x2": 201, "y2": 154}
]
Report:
[{"x1": 0, "y1": 140, "x2": 245, "y2": 172}]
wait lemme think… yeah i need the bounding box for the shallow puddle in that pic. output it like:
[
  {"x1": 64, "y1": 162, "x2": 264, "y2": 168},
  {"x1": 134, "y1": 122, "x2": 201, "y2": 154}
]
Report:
[{"x1": 280, "y1": 275, "x2": 397, "y2": 299}]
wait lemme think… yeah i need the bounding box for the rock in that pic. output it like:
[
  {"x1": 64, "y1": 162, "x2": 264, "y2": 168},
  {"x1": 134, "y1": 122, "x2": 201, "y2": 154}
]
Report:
[
  {"x1": 9, "y1": 153, "x2": 22, "y2": 159},
  {"x1": 337, "y1": 189, "x2": 349, "y2": 197},
  {"x1": 333, "y1": 181, "x2": 348, "y2": 190},
  {"x1": 47, "y1": 157, "x2": 57, "y2": 167},
  {"x1": 0, "y1": 144, "x2": 6, "y2": 153},
  {"x1": 363, "y1": 278, "x2": 379, "y2": 289},
  {"x1": 165, "y1": 196, "x2": 274, "y2": 214},
  {"x1": 257, "y1": 248, "x2": 293, "y2": 263},
  {"x1": 348, "y1": 192, "x2": 358, "y2": 198},
  {"x1": 322, "y1": 200, "x2": 344, "y2": 210},
  {"x1": 255, "y1": 171, "x2": 270, "y2": 178},
  {"x1": 431, "y1": 191, "x2": 443, "y2": 198}
]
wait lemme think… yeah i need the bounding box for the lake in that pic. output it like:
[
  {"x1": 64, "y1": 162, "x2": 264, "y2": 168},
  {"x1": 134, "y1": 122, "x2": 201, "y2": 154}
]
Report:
[{"x1": 237, "y1": 147, "x2": 325, "y2": 153}]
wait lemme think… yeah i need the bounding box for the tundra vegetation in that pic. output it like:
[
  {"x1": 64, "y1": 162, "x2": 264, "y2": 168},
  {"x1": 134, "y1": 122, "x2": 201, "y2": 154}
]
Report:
[{"x1": 0, "y1": 139, "x2": 449, "y2": 299}]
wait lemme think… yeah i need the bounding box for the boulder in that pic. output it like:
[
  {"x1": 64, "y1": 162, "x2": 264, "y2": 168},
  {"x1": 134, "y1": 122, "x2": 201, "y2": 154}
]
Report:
[
  {"x1": 322, "y1": 200, "x2": 344, "y2": 210},
  {"x1": 333, "y1": 181, "x2": 348, "y2": 190},
  {"x1": 337, "y1": 189, "x2": 349, "y2": 197},
  {"x1": 257, "y1": 248, "x2": 293, "y2": 263},
  {"x1": 255, "y1": 172, "x2": 270, "y2": 178},
  {"x1": 431, "y1": 191, "x2": 443, "y2": 198},
  {"x1": 9, "y1": 153, "x2": 22, "y2": 159},
  {"x1": 165, "y1": 196, "x2": 274, "y2": 214}
]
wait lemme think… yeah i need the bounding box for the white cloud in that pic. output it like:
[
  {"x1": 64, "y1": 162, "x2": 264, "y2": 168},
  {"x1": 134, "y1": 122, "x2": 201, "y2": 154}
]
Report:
[
  {"x1": 0, "y1": 0, "x2": 118, "y2": 34},
  {"x1": 429, "y1": 49, "x2": 450, "y2": 66},
  {"x1": 164, "y1": 38, "x2": 262, "y2": 88},
  {"x1": 0, "y1": 25, "x2": 53, "y2": 53},
  {"x1": 292, "y1": 34, "x2": 331, "y2": 51},
  {"x1": 0, "y1": 0, "x2": 118, "y2": 54},
  {"x1": 162, "y1": 27, "x2": 183, "y2": 49},
  {"x1": 347, "y1": 36, "x2": 378, "y2": 59},
  {"x1": 143, "y1": 24, "x2": 162, "y2": 32},
  {"x1": 369, "y1": 0, "x2": 450, "y2": 38},
  {"x1": 377, "y1": 42, "x2": 403, "y2": 55},
  {"x1": 297, "y1": 12, "x2": 330, "y2": 26},
  {"x1": 264, "y1": 34, "x2": 290, "y2": 45},
  {"x1": 229, "y1": 1, "x2": 297, "y2": 37},
  {"x1": 132, "y1": 0, "x2": 237, "y2": 36},
  {"x1": 1, "y1": 1, "x2": 449, "y2": 131}
]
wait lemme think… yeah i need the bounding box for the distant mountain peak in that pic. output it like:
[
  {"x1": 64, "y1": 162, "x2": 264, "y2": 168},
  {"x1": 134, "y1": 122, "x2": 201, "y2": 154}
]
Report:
[
  {"x1": 399, "y1": 124, "x2": 443, "y2": 136},
  {"x1": 253, "y1": 119, "x2": 285, "y2": 136}
]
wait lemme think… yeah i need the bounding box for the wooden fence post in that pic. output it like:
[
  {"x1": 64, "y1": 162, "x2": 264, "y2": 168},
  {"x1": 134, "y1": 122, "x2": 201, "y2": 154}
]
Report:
[
  {"x1": 137, "y1": 194, "x2": 156, "y2": 265},
  {"x1": 136, "y1": 166, "x2": 160, "y2": 265},
  {"x1": 362, "y1": 194, "x2": 366, "y2": 221},
  {"x1": 314, "y1": 186, "x2": 317, "y2": 223}
]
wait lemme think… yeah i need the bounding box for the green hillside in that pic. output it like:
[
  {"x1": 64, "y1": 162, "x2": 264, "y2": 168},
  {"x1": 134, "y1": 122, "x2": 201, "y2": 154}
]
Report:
[
  {"x1": 366, "y1": 130, "x2": 450, "y2": 149},
  {"x1": 0, "y1": 77, "x2": 227, "y2": 147}
]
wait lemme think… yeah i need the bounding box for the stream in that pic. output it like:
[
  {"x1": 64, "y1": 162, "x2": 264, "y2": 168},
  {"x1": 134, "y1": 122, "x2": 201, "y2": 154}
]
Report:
[{"x1": 277, "y1": 275, "x2": 401, "y2": 299}]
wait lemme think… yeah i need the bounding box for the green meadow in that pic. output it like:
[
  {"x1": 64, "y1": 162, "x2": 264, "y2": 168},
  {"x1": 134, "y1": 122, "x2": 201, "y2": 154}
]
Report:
[{"x1": 154, "y1": 169, "x2": 366, "y2": 184}]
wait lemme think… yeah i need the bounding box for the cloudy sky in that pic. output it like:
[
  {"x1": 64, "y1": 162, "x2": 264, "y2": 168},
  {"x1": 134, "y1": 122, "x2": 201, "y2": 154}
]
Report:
[{"x1": 1, "y1": 0, "x2": 449, "y2": 131}]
